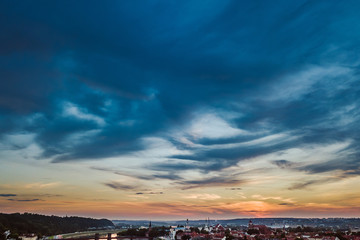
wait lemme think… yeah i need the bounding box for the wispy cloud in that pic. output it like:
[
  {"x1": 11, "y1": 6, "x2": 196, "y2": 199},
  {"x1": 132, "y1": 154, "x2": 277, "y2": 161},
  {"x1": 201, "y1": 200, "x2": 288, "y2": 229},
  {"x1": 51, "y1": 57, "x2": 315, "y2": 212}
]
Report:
[
  {"x1": 184, "y1": 194, "x2": 221, "y2": 200},
  {"x1": 288, "y1": 179, "x2": 333, "y2": 190},
  {"x1": 24, "y1": 182, "x2": 60, "y2": 189},
  {"x1": 91, "y1": 166, "x2": 183, "y2": 181}
]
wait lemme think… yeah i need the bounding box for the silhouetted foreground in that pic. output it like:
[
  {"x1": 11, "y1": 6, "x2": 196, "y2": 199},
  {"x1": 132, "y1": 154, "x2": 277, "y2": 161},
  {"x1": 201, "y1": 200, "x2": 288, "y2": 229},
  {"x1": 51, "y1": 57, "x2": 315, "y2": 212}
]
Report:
[{"x1": 0, "y1": 213, "x2": 114, "y2": 238}]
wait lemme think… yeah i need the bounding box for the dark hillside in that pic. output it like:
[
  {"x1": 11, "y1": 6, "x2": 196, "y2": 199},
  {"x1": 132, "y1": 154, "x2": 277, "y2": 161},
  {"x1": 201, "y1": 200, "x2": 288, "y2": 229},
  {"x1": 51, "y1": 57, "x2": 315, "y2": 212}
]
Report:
[{"x1": 0, "y1": 213, "x2": 114, "y2": 237}]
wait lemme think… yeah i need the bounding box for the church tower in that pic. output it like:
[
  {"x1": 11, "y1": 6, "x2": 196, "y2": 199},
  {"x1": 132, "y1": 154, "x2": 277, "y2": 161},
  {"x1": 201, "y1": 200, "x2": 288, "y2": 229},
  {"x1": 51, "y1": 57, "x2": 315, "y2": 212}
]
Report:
[
  {"x1": 248, "y1": 220, "x2": 254, "y2": 229},
  {"x1": 146, "y1": 221, "x2": 152, "y2": 237}
]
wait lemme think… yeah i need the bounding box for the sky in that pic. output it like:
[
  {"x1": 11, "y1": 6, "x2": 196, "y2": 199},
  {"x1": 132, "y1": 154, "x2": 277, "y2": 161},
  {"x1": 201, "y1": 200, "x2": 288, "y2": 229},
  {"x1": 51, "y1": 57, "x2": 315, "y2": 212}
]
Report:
[{"x1": 1, "y1": 0, "x2": 360, "y2": 220}]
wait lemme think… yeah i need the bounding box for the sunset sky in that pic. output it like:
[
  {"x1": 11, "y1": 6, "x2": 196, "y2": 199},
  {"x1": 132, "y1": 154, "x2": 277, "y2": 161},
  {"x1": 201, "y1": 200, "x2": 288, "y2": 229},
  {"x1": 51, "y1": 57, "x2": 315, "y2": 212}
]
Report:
[{"x1": 1, "y1": 1, "x2": 360, "y2": 220}]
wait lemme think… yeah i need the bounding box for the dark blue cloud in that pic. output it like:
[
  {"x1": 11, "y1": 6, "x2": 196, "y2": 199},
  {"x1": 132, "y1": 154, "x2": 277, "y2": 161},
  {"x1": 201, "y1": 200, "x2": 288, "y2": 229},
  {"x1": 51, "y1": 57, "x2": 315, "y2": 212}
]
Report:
[
  {"x1": 0, "y1": 194, "x2": 17, "y2": 197},
  {"x1": 177, "y1": 176, "x2": 246, "y2": 190},
  {"x1": 136, "y1": 192, "x2": 163, "y2": 195},
  {"x1": 7, "y1": 198, "x2": 41, "y2": 202},
  {"x1": 1, "y1": 0, "x2": 360, "y2": 187},
  {"x1": 103, "y1": 182, "x2": 138, "y2": 191},
  {"x1": 271, "y1": 160, "x2": 294, "y2": 169}
]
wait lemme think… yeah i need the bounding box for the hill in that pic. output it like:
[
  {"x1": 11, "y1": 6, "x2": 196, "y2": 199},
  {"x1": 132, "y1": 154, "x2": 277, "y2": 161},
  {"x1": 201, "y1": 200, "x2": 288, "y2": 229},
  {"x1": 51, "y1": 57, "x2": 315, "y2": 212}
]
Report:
[{"x1": 0, "y1": 213, "x2": 114, "y2": 237}]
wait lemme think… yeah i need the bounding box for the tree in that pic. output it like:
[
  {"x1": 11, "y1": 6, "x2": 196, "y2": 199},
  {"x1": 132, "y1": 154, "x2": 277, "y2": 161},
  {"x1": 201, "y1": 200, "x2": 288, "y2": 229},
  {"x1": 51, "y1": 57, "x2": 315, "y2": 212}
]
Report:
[
  {"x1": 247, "y1": 229, "x2": 260, "y2": 235},
  {"x1": 181, "y1": 235, "x2": 191, "y2": 240},
  {"x1": 0, "y1": 224, "x2": 6, "y2": 240},
  {"x1": 225, "y1": 229, "x2": 234, "y2": 240},
  {"x1": 226, "y1": 234, "x2": 234, "y2": 240},
  {"x1": 8, "y1": 233, "x2": 21, "y2": 240},
  {"x1": 0, "y1": 233, "x2": 6, "y2": 240},
  {"x1": 190, "y1": 227, "x2": 200, "y2": 233}
]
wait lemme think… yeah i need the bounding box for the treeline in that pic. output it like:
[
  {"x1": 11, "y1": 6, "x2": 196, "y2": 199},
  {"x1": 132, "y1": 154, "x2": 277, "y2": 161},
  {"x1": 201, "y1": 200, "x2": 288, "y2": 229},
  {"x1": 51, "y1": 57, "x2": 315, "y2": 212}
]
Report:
[{"x1": 0, "y1": 213, "x2": 114, "y2": 237}]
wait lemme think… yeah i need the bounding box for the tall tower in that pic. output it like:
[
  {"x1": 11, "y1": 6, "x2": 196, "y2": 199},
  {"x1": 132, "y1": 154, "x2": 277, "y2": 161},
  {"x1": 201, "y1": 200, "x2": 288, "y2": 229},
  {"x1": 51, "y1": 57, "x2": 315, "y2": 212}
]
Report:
[
  {"x1": 146, "y1": 221, "x2": 152, "y2": 237},
  {"x1": 248, "y1": 220, "x2": 253, "y2": 229}
]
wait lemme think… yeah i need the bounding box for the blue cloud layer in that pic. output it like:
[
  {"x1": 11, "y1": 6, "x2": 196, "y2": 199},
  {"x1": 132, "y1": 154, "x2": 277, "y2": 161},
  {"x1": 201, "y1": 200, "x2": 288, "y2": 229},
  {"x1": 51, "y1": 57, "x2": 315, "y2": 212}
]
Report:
[{"x1": 1, "y1": 1, "x2": 360, "y2": 188}]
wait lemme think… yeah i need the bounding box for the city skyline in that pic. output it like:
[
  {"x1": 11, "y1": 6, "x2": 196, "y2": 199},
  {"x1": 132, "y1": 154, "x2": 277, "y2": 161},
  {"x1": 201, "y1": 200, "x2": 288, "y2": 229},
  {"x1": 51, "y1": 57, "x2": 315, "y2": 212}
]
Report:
[{"x1": 1, "y1": 1, "x2": 360, "y2": 220}]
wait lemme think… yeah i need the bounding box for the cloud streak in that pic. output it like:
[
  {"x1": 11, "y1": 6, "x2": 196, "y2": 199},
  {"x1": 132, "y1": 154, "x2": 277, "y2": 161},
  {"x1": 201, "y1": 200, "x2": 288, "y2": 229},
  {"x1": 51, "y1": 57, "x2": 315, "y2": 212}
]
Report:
[
  {"x1": 103, "y1": 182, "x2": 139, "y2": 191},
  {"x1": 0, "y1": 194, "x2": 17, "y2": 197},
  {"x1": 177, "y1": 176, "x2": 246, "y2": 190},
  {"x1": 7, "y1": 198, "x2": 42, "y2": 202}
]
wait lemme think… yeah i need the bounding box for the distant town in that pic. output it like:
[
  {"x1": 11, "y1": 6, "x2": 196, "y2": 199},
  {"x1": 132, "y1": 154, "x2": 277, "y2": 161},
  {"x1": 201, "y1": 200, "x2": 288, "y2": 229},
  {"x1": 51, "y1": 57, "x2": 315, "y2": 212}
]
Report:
[
  {"x1": 114, "y1": 218, "x2": 360, "y2": 240},
  {"x1": 2, "y1": 213, "x2": 360, "y2": 240}
]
